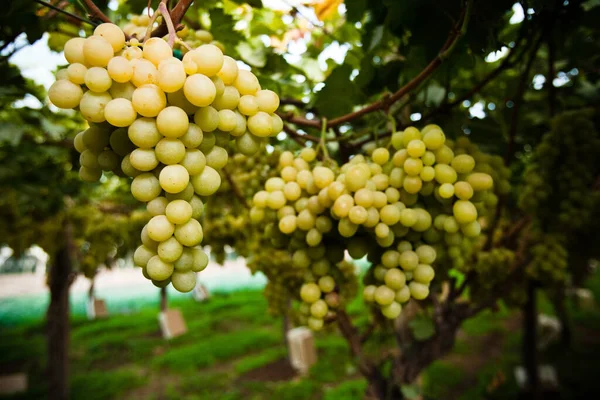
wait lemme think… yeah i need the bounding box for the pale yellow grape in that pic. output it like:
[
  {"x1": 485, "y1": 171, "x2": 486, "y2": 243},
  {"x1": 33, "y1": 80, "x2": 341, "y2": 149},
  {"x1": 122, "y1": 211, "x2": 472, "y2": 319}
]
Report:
[
  {"x1": 253, "y1": 190, "x2": 268, "y2": 207},
  {"x1": 216, "y1": 109, "x2": 236, "y2": 131},
  {"x1": 318, "y1": 276, "x2": 335, "y2": 293},
  {"x1": 190, "y1": 196, "x2": 204, "y2": 219},
  {"x1": 184, "y1": 74, "x2": 216, "y2": 107},
  {"x1": 178, "y1": 149, "x2": 205, "y2": 176},
  {"x1": 467, "y1": 172, "x2": 493, "y2": 191},
  {"x1": 158, "y1": 236, "x2": 183, "y2": 263},
  {"x1": 157, "y1": 61, "x2": 186, "y2": 93},
  {"x1": 265, "y1": 177, "x2": 285, "y2": 192},
  {"x1": 434, "y1": 146, "x2": 454, "y2": 164},
  {"x1": 79, "y1": 150, "x2": 99, "y2": 169},
  {"x1": 434, "y1": 164, "x2": 458, "y2": 184},
  {"x1": 247, "y1": 111, "x2": 273, "y2": 137},
  {"x1": 159, "y1": 165, "x2": 190, "y2": 194},
  {"x1": 212, "y1": 86, "x2": 240, "y2": 110},
  {"x1": 332, "y1": 194, "x2": 354, "y2": 218},
  {"x1": 255, "y1": 89, "x2": 279, "y2": 113},
  {"x1": 443, "y1": 216, "x2": 460, "y2": 233},
  {"x1": 79, "y1": 91, "x2": 112, "y2": 122},
  {"x1": 451, "y1": 154, "x2": 475, "y2": 173},
  {"x1": 310, "y1": 300, "x2": 328, "y2": 318},
  {"x1": 453, "y1": 200, "x2": 478, "y2": 224},
  {"x1": 130, "y1": 173, "x2": 161, "y2": 201},
  {"x1": 415, "y1": 245, "x2": 436, "y2": 264},
  {"x1": 412, "y1": 209, "x2": 432, "y2": 232},
  {"x1": 271, "y1": 114, "x2": 283, "y2": 134},
  {"x1": 409, "y1": 282, "x2": 429, "y2": 300},
  {"x1": 296, "y1": 209, "x2": 316, "y2": 230},
  {"x1": 461, "y1": 220, "x2": 481, "y2": 237},
  {"x1": 105, "y1": 56, "x2": 132, "y2": 83},
  {"x1": 407, "y1": 139, "x2": 426, "y2": 157},
  {"x1": 372, "y1": 148, "x2": 389, "y2": 165},
  {"x1": 84, "y1": 67, "x2": 112, "y2": 92},
  {"x1": 279, "y1": 151, "x2": 294, "y2": 167},
  {"x1": 143, "y1": 37, "x2": 172, "y2": 66},
  {"x1": 79, "y1": 166, "x2": 102, "y2": 182},
  {"x1": 104, "y1": 98, "x2": 136, "y2": 127},
  {"x1": 282, "y1": 182, "x2": 300, "y2": 201},
  {"x1": 380, "y1": 204, "x2": 401, "y2": 225},
  {"x1": 399, "y1": 250, "x2": 419, "y2": 271},
  {"x1": 189, "y1": 44, "x2": 223, "y2": 76},
  {"x1": 266, "y1": 190, "x2": 286, "y2": 209},
  {"x1": 146, "y1": 255, "x2": 174, "y2": 281},
  {"x1": 306, "y1": 229, "x2": 323, "y2": 246},
  {"x1": 179, "y1": 124, "x2": 203, "y2": 149},
  {"x1": 278, "y1": 215, "x2": 297, "y2": 234},
  {"x1": 364, "y1": 207, "x2": 380, "y2": 228},
  {"x1": 174, "y1": 218, "x2": 203, "y2": 246},
  {"x1": 454, "y1": 181, "x2": 473, "y2": 200},
  {"x1": 121, "y1": 154, "x2": 141, "y2": 177},
  {"x1": 82, "y1": 125, "x2": 110, "y2": 151},
  {"x1": 191, "y1": 165, "x2": 221, "y2": 196},
  {"x1": 83, "y1": 36, "x2": 114, "y2": 67},
  {"x1": 166, "y1": 183, "x2": 194, "y2": 201},
  {"x1": 404, "y1": 157, "x2": 423, "y2": 176},
  {"x1": 134, "y1": 245, "x2": 155, "y2": 267},
  {"x1": 57, "y1": 68, "x2": 70, "y2": 80},
  {"x1": 123, "y1": 46, "x2": 143, "y2": 60},
  {"x1": 420, "y1": 166, "x2": 435, "y2": 181},
  {"x1": 191, "y1": 248, "x2": 209, "y2": 272},
  {"x1": 97, "y1": 150, "x2": 118, "y2": 170},
  {"x1": 217, "y1": 55, "x2": 238, "y2": 84},
  {"x1": 183, "y1": 58, "x2": 197, "y2": 75},
  {"x1": 94, "y1": 23, "x2": 125, "y2": 52},
  {"x1": 385, "y1": 187, "x2": 400, "y2": 203},
  {"x1": 413, "y1": 264, "x2": 435, "y2": 284},
  {"x1": 74, "y1": 132, "x2": 87, "y2": 153},
  {"x1": 193, "y1": 106, "x2": 219, "y2": 132},
  {"x1": 171, "y1": 271, "x2": 197, "y2": 293},
  {"x1": 147, "y1": 197, "x2": 168, "y2": 216},
  {"x1": 371, "y1": 174, "x2": 389, "y2": 190},
  {"x1": 422, "y1": 128, "x2": 445, "y2": 150},
  {"x1": 238, "y1": 95, "x2": 258, "y2": 116},
  {"x1": 128, "y1": 117, "x2": 162, "y2": 148},
  {"x1": 354, "y1": 188, "x2": 374, "y2": 208},
  {"x1": 174, "y1": 249, "x2": 194, "y2": 272},
  {"x1": 132, "y1": 84, "x2": 166, "y2": 117},
  {"x1": 48, "y1": 79, "x2": 83, "y2": 109},
  {"x1": 109, "y1": 81, "x2": 135, "y2": 100},
  {"x1": 234, "y1": 70, "x2": 260, "y2": 95},
  {"x1": 402, "y1": 127, "x2": 421, "y2": 147},
  {"x1": 381, "y1": 302, "x2": 402, "y2": 319},
  {"x1": 363, "y1": 285, "x2": 377, "y2": 302},
  {"x1": 155, "y1": 138, "x2": 185, "y2": 165},
  {"x1": 300, "y1": 283, "x2": 321, "y2": 303},
  {"x1": 205, "y1": 146, "x2": 228, "y2": 170},
  {"x1": 167, "y1": 90, "x2": 198, "y2": 115},
  {"x1": 375, "y1": 223, "x2": 390, "y2": 239},
  {"x1": 147, "y1": 215, "x2": 175, "y2": 242},
  {"x1": 64, "y1": 37, "x2": 86, "y2": 64},
  {"x1": 345, "y1": 165, "x2": 370, "y2": 192},
  {"x1": 395, "y1": 286, "x2": 411, "y2": 303},
  {"x1": 66, "y1": 63, "x2": 87, "y2": 85},
  {"x1": 130, "y1": 148, "x2": 158, "y2": 171},
  {"x1": 308, "y1": 317, "x2": 324, "y2": 331},
  {"x1": 155, "y1": 106, "x2": 189, "y2": 138},
  {"x1": 438, "y1": 183, "x2": 455, "y2": 199},
  {"x1": 210, "y1": 76, "x2": 225, "y2": 99},
  {"x1": 403, "y1": 176, "x2": 422, "y2": 194},
  {"x1": 236, "y1": 132, "x2": 262, "y2": 155},
  {"x1": 140, "y1": 225, "x2": 158, "y2": 251},
  {"x1": 374, "y1": 285, "x2": 395, "y2": 306}
]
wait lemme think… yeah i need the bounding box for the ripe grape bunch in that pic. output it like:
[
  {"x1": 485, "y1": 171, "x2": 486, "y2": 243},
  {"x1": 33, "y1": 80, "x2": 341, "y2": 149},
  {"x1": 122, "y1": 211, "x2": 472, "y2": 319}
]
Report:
[
  {"x1": 250, "y1": 125, "x2": 495, "y2": 328},
  {"x1": 48, "y1": 21, "x2": 282, "y2": 292}
]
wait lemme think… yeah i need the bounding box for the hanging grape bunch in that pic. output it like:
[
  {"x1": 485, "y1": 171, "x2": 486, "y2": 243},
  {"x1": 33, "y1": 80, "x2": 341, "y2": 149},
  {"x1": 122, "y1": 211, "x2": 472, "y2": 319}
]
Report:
[
  {"x1": 250, "y1": 125, "x2": 496, "y2": 328},
  {"x1": 48, "y1": 20, "x2": 282, "y2": 292}
]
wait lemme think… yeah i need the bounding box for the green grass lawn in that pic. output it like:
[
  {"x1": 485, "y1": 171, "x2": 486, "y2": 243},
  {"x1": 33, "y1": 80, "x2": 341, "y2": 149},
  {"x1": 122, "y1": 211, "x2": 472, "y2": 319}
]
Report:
[{"x1": 1, "y1": 270, "x2": 599, "y2": 400}]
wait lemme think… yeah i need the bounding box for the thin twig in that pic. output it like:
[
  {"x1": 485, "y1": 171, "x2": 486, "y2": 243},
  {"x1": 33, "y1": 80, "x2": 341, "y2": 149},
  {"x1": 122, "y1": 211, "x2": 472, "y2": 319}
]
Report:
[
  {"x1": 35, "y1": 0, "x2": 98, "y2": 27},
  {"x1": 150, "y1": 0, "x2": 194, "y2": 38}
]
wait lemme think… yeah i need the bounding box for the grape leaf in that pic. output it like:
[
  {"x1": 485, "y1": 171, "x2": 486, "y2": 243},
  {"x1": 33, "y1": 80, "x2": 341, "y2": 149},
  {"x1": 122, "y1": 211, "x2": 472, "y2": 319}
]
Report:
[{"x1": 314, "y1": 64, "x2": 363, "y2": 118}]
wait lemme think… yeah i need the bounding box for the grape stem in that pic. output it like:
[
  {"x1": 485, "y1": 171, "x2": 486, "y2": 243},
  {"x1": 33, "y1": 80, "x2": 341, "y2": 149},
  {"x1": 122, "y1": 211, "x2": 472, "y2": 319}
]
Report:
[
  {"x1": 158, "y1": 1, "x2": 178, "y2": 48},
  {"x1": 150, "y1": 0, "x2": 194, "y2": 38},
  {"x1": 280, "y1": 0, "x2": 473, "y2": 131}
]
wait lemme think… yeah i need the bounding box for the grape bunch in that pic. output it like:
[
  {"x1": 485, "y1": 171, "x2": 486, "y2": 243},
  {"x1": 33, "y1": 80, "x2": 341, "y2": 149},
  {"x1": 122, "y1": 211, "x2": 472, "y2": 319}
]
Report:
[
  {"x1": 250, "y1": 125, "x2": 496, "y2": 328},
  {"x1": 520, "y1": 109, "x2": 600, "y2": 282},
  {"x1": 48, "y1": 22, "x2": 281, "y2": 291}
]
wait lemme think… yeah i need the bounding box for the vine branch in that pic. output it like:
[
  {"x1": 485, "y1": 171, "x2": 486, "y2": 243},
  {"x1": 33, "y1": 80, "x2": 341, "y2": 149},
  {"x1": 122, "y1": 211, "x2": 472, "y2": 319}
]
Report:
[
  {"x1": 280, "y1": 0, "x2": 473, "y2": 131},
  {"x1": 150, "y1": 0, "x2": 194, "y2": 38},
  {"x1": 35, "y1": 0, "x2": 98, "y2": 27},
  {"x1": 81, "y1": 0, "x2": 112, "y2": 23}
]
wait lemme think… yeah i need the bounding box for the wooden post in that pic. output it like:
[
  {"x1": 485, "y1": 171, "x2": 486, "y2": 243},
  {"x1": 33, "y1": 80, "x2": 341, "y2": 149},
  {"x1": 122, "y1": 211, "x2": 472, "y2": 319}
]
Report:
[{"x1": 46, "y1": 224, "x2": 74, "y2": 400}]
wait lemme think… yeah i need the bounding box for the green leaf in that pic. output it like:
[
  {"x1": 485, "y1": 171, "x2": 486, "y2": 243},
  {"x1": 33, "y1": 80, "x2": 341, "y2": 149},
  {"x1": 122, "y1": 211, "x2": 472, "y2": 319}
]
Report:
[
  {"x1": 0, "y1": 123, "x2": 25, "y2": 146},
  {"x1": 229, "y1": 0, "x2": 263, "y2": 8},
  {"x1": 237, "y1": 38, "x2": 267, "y2": 67},
  {"x1": 400, "y1": 385, "x2": 421, "y2": 399},
  {"x1": 408, "y1": 316, "x2": 435, "y2": 341},
  {"x1": 345, "y1": 0, "x2": 368, "y2": 22},
  {"x1": 314, "y1": 64, "x2": 363, "y2": 118},
  {"x1": 209, "y1": 8, "x2": 244, "y2": 49}
]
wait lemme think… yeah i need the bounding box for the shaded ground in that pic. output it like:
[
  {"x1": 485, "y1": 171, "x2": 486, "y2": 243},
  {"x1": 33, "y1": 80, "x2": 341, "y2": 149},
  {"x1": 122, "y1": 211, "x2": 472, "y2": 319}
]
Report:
[{"x1": 0, "y1": 270, "x2": 599, "y2": 400}]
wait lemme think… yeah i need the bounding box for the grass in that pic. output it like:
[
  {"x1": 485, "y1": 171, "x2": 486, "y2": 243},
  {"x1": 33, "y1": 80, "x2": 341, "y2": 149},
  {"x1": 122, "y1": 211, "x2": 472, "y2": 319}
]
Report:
[{"x1": 1, "y1": 270, "x2": 600, "y2": 400}]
